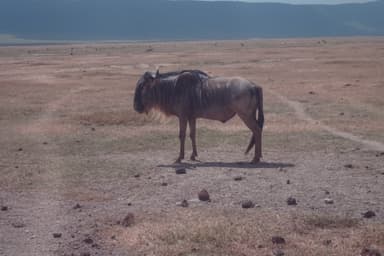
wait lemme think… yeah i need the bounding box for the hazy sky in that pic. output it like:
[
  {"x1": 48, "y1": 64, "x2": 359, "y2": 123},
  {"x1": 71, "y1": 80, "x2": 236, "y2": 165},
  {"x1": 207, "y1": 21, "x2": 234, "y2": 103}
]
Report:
[{"x1": 199, "y1": 0, "x2": 373, "y2": 4}]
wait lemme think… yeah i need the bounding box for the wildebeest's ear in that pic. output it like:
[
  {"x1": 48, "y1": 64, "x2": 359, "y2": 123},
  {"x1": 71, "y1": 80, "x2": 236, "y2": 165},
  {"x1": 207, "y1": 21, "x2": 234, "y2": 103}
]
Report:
[{"x1": 155, "y1": 69, "x2": 160, "y2": 79}]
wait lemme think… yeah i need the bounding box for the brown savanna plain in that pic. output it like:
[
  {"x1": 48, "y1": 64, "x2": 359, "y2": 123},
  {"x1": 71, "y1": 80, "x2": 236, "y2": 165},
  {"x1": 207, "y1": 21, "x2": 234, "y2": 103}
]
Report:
[{"x1": 0, "y1": 38, "x2": 384, "y2": 256}]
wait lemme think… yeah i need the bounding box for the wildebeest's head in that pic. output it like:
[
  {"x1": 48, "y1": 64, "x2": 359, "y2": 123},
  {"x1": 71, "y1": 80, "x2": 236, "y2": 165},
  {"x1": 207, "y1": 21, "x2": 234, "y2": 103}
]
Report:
[{"x1": 134, "y1": 71, "x2": 158, "y2": 114}]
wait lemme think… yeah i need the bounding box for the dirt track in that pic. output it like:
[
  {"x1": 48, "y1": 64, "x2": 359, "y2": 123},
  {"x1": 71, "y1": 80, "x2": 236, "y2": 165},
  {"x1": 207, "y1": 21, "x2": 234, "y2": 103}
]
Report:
[{"x1": 0, "y1": 38, "x2": 384, "y2": 256}]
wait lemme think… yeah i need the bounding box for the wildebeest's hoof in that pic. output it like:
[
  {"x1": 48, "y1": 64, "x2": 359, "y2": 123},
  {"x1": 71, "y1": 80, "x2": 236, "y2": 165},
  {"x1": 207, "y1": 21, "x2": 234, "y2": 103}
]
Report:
[{"x1": 251, "y1": 158, "x2": 260, "y2": 164}]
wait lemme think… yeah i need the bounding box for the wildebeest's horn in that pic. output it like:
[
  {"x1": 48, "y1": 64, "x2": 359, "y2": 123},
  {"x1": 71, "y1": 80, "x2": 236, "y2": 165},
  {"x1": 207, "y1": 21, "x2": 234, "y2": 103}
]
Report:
[{"x1": 155, "y1": 69, "x2": 160, "y2": 78}]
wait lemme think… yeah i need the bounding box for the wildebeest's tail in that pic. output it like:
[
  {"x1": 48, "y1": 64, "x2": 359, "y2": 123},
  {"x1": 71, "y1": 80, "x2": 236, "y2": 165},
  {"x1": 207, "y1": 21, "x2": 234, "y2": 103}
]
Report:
[{"x1": 245, "y1": 86, "x2": 264, "y2": 155}]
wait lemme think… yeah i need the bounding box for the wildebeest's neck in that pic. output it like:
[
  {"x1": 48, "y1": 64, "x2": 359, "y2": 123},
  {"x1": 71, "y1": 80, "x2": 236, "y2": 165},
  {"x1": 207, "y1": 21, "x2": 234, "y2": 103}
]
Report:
[{"x1": 148, "y1": 77, "x2": 178, "y2": 116}]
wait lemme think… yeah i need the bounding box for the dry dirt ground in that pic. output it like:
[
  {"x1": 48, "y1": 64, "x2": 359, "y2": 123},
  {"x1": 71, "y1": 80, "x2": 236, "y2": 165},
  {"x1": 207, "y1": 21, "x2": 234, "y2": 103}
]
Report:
[{"x1": 0, "y1": 38, "x2": 384, "y2": 256}]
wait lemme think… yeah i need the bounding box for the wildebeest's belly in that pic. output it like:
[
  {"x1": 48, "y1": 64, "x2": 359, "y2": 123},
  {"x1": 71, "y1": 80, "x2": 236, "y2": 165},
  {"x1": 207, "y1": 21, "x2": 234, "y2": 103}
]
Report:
[{"x1": 197, "y1": 107, "x2": 236, "y2": 123}]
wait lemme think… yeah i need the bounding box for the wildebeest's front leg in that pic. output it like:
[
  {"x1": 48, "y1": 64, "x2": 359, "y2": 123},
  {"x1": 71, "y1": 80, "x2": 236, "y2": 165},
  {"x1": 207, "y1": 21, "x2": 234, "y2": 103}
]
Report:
[
  {"x1": 176, "y1": 117, "x2": 188, "y2": 163},
  {"x1": 189, "y1": 118, "x2": 198, "y2": 161}
]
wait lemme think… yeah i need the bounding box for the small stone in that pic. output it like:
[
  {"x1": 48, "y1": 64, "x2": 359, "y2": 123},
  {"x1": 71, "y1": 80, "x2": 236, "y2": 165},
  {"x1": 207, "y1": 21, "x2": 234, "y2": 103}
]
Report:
[
  {"x1": 180, "y1": 200, "x2": 189, "y2": 208},
  {"x1": 43, "y1": 142, "x2": 48, "y2": 145},
  {"x1": 134, "y1": 174, "x2": 140, "y2": 178},
  {"x1": 287, "y1": 197, "x2": 297, "y2": 206},
  {"x1": 241, "y1": 200, "x2": 255, "y2": 209},
  {"x1": 272, "y1": 236, "x2": 286, "y2": 244},
  {"x1": 198, "y1": 189, "x2": 210, "y2": 201},
  {"x1": 273, "y1": 249, "x2": 285, "y2": 256},
  {"x1": 175, "y1": 168, "x2": 186, "y2": 175},
  {"x1": 361, "y1": 248, "x2": 382, "y2": 256},
  {"x1": 286, "y1": 179, "x2": 290, "y2": 184},
  {"x1": 91, "y1": 127, "x2": 96, "y2": 131},
  {"x1": 1, "y1": 206, "x2": 8, "y2": 211},
  {"x1": 12, "y1": 221, "x2": 25, "y2": 228},
  {"x1": 324, "y1": 198, "x2": 334, "y2": 204},
  {"x1": 233, "y1": 176, "x2": 243, "y2": 181},
  {"x1": 308, "y1": 91, "x2": 315, "y2": 95},
  {"x1": 18, "y1": 148, "x2": 23, "y2": 152},
  {"x1": 83, "y1": 237, "x2": 94, "y2": 244},
  {"x1": 127, "y1": 202, "x2": 132, "y2": 206},
  {"x1": 161, "y1": 182, "x2": 168, "y2": 186},
  {"x1": 339, "y1": 112, "x2": 345, "y2": 116},
  {"x1": 362, "y1": 210, "x2": 376, "y2": 219},
  {"x1": 344, "y1": 164, "x2": 354, "y2": 168},
  {"x1": 323, "y1": 239, "x2": 332, "y2": 246},
  {"x1": 73, "y1": 203, "x2": 81, "y2": 209},
  {"x1": 111, "y1": 235, "x2": 116, "y2": 240},
  {"x1": 53, "y1": 233, "x2": 62, "y2": 238},
  {"x1": 324, "y1": 190, "x2": 330, "y2": 195},
  {"x1": 121, "y1": 213, "x2": 135, "y2": 227}
]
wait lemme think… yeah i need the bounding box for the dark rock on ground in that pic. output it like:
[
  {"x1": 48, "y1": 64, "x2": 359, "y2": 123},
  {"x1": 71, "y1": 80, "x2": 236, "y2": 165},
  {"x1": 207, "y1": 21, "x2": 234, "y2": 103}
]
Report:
[
  {"x1": 180, "y1": 200, "x2": 189, "y2": 208},
  {"x1": 362, "y1": 210, "x2": 376, "y2": 219},
  {"x1": 241, "y1": 200, "x2": 255, "y2": 209},
  {"x1": 233, "y1": 176, "x2": 243, "y2": 181},
  {"x1": 53, "y1": 233, "x2": 62, "y2": 238},
  {"x1": 272, "y1": 236, "x2": 286, "y2": 244},
  {"x1": 344, "y1": 164, "x2": 354, "y2": 168},
  {"x1": 121, "y1": 213, "x2": 135, "y2": 227},
  {"x1": 361, "y1": 248, "x2": 382, "y2": 256},
  {"x1": 83, "y1": 237, "x2": 94, "y2": 244},
  {"x1": 12, "y1": 221, "x2": 25, "y2": 228},
  {"x1": 198, "y1": 189, "x2": 210, "y2": 201},
  {"x1": 1, "y1": 206, "x2": 8, "y2": 211},
  {"x1": 286, "y1": 197, "x2": 297, "y2": 206},
  {"x1": 73, "y1": 203, "x2": 82, "y2": 210}
]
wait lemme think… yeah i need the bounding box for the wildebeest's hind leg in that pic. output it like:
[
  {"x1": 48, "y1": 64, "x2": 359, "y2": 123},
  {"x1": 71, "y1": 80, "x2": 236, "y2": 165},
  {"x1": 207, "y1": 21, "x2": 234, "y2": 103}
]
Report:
[
  {"x1": 238, "y1": 113, "x2": 262, "y2": 164},
  {"x1": 176, "y1": 117, "x2": 188, "y2": 163},
  {"x1": 189, "y1": 118, "x2": 198, "y2": 161}
]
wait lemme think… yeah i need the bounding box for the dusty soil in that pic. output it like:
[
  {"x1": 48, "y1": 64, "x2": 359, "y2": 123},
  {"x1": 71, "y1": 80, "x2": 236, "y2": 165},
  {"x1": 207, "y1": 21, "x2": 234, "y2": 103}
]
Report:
[{"x1": 0, "y1": 38, "x2": 384, "y2": 256}]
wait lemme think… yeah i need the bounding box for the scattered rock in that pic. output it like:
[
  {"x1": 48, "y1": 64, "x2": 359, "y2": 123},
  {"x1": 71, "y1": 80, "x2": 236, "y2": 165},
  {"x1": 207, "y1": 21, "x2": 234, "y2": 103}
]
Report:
[
  {"x1": 324, "y1": 198, "x2": 334, "y2": 204},
  {"x1": 127, "y1": 202, "x2": 132, "y2": 206},
  {"x1": 361, "y1": 248, "x2": 382, "y2": 256},
  {"x1": 344, "y1": 164, "x2": 354, "y2": 169},
  {"x1": 161, "y1": 182, "x2": 168, "y2": 186},
  {"x1": 198, "y1": 189, "x2": 210, "y2": 201},
  {"x1": 272, "y1": 236, "x2": 286, "y2": 244},
  {"x1": 362, "y1": 210, "x2": 376, "y2": 219},
  {"x1": 121, "y1": 213, "x2": 135, "y2": 227},
  {"x1": 286, "y1": 197, "x2": 297, "y2": 206},
  {"x1": 12, "y1": 221, "x2": 25, "y2": 228},
  {"x1": 91, "y1": 127, "x2": 96, "y2": 131},
  {"x1": 180, "y1": 200, "x2": 189, "y2": 208},
  {"x1": 339, "y1": 112, "x2": 345, "y2": 116},
  {"x1": 1, "y1": 206, "x2": 8, "y2": 211},
  {"x1": 43, "y1": 141, "x2": 48, "y2": 145},
  {"x1": 286, "y1": 179, "x2": 290, "y2": 185},
  {"x1": 324, "y1": 190, "x2": 330, "y2": 195},
  {"x1": 323, "y1": 239, "x2": 332, "y2": 246},
  {"x1": 133, "y1": 174, "x2": 140, "y2": 178},
  {"x1": 73, "y1": 203, "x2": 82, "y2": 210},
  {"x1": 233, "y1": 176, "x2": 243, "y2": 181},
  {"x1": 17, "y1": 148, "x2": 23, "y2": 152},
  {"x1": 376, "y1": 152, "x2": 384, "y2": 157},
  {"x1": 83, "y1": 237, "x2": 94, "y2": 244},
  {"x1": 53, "y1": 233, "x2": 62, "y2": 238},
  {"x1": 241, "y1": 200, "x2": 255, "y2": 209},
  {"x1": 111, "y1": 235, "x2": 116, "y2": 240},
  {"x1": 308, "y1": 91, "x2": 316, "y2": 95},
  {"x1": 272, "y1": 249, "x2": 285, "y2": 256},
  {"x1": 344, "y1": 83, "x2": 352, "y2": 87},
  {"x1": 175, "y1": 168, "x2": 186, "y2": 175}
]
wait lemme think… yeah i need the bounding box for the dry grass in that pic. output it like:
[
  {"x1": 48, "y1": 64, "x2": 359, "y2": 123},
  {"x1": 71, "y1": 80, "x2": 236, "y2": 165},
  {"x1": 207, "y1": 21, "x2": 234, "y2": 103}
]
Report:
[{"x1": 105, "y1": 209, "x2": 384, "y2": 256}]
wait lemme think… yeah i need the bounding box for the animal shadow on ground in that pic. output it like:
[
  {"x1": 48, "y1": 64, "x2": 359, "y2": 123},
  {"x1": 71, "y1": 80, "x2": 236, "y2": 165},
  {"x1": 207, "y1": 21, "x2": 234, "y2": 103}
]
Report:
[{"x1": 158, "y1": 161, "x2": 295, "y2": 170}]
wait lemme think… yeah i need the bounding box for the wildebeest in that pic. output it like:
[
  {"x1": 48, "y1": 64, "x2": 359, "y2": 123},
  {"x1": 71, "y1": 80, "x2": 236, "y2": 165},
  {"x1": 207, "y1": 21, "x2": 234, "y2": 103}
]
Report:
[{"x1": 133, "y1": 70, "x2": 264, "y2": 163}]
